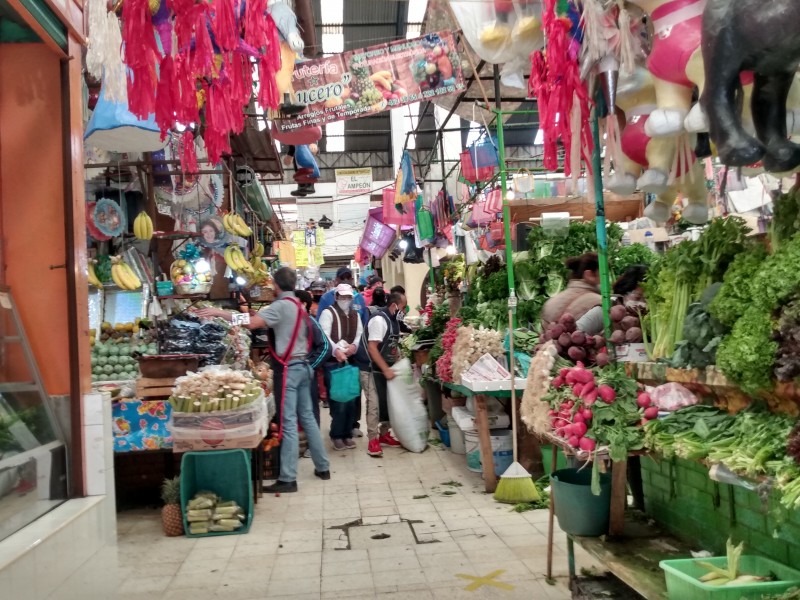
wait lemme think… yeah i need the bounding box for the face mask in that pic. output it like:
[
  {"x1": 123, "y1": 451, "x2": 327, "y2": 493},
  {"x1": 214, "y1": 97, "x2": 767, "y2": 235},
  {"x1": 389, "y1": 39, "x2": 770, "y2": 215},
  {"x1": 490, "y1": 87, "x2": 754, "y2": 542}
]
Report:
[
  {"x1": 337, "y1": 299, "x2": 352, "y2": 312},
  {"x1": 396, "y1": 310, "x2": 405, "y2": 322}
]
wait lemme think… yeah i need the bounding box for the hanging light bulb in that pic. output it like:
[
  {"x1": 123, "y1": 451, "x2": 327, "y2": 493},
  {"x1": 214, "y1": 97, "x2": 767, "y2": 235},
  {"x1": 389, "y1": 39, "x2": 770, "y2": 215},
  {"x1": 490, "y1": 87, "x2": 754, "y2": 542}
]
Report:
[
  {"x1": 235, "y1": 276, "x2": 247, "y2": 286},
  {"x1": 506, "y1": 189, "x2": 516, "y2": 201},
  {"x1": 194, "y1": 258, "x2": 211, "y2": 274},
  {"x1": 399, "y1": 239, "x2": 409, "y2": 250}
]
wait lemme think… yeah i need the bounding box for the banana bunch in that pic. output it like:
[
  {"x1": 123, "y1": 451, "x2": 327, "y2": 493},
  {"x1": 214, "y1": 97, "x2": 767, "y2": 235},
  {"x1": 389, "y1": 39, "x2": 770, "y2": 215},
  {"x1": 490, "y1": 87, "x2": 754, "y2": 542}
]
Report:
[
  {"x1": 110, "y1": 256, "x2": 142, "y2": 290},
  {"x1": 370, "y1": 70, "x2": 394, "y2": 91},
  {"x1": 88, "y1": 261, "x2": 103, "y2": 289},
  {"x1": 223, "y1": 213, "x2": 253, "y2": 238},
  {"x1": 224, "y1": 245, "x2": 255, "y2": 275},
  {"x1": 252, "y1": 241, "x2": 265, "y2": 258},
  {"x1": 248, "y1": 254, "x2": 272, "y2": 284},
  {"x1": 133, "y1": 211, "x2": 153, "y2": 240}
]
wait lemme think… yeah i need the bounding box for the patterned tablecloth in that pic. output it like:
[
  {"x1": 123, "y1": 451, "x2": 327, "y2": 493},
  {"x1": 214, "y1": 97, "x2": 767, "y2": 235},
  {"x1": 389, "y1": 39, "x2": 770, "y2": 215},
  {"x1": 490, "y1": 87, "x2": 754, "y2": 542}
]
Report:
[{"x1": 113, "y1": 400, "x2": 173, "y2": 452}]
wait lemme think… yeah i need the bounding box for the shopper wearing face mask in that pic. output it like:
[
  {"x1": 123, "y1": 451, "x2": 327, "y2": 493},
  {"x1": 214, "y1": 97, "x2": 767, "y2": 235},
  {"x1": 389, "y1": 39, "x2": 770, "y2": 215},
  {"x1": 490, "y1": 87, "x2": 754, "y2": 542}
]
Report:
[
  {"x1": 363, "y1": 292, "x2": 407, "y2": 457},
  {"x1": 318, "y1": 284, "x2": 364, "y2": 451}
]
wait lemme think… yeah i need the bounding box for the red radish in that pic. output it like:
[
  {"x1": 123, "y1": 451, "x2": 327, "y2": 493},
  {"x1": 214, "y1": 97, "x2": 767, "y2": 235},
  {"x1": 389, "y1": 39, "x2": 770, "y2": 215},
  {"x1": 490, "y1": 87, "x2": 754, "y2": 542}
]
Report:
[
  {"x1": 560, "y1": 367, "x2": 570, "y2": 377},
  {"x1": 553, "y1": 418, "x2": 567, "y2": 430},
  {"x1": 565, "y1": 400, "x2": 575, "y2": 409},
  {"x1": 573, "y1": 413, "x2": 585, "y2": 424},
  {"x1": 583, "y1": 390, "x2": 598, "y2": 405},
  {"x1": 640, "y1": 418, "x2": 649, "y2": 426},
  {"x1": 548, "y1": 409, "x2": 557, "y2": 417},
  {"x1": 579, "y1": 437, "x2": 596, "y2": 452},
  {"x1": 582, "y1": 408, "x2": 593, "y2": 421},
  {"x1": 571, "y1": 367, "x2": 594, "y2": 384},
  {"x1": 637, "y1": 392, "x2": 651, "y2": 408},
  {"x1": 597, "y1": 385, "x2": 616, "y2": 403},
  {"x1": 565, "y1": 370, "x2": 578, "y2": 385},
  {"x1": 644, "y1": 406, "x2": 659, "y2": 420},
  {"x1": 572, "y1": 383, "x2": 585, "y2": 397},
  {"x1": 572, "y1": 422, "x2": 588, "y2": 437},
  {"x1": 567, "y1": 435, "x2": 580, "y2": 448},
  {"x1": 581, "y1": 381, "x2": 597, "y2": 397},
  {"x1": 552, "y1": 376, "x2": 565, "y2": 388}
]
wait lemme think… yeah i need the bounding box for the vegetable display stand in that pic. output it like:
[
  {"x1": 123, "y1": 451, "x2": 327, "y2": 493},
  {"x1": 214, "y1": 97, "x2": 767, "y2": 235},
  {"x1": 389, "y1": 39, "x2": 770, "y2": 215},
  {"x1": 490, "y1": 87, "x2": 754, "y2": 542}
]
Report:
[
  {"x1": 180, "y1": 449, "x2": 253, "y2": 537},
  {"x1": 444, "y1": 381, "x2": 531, "y2": 493},
  {"x1": 660, "y1": 556, "x2": 800, "y2": 600}
]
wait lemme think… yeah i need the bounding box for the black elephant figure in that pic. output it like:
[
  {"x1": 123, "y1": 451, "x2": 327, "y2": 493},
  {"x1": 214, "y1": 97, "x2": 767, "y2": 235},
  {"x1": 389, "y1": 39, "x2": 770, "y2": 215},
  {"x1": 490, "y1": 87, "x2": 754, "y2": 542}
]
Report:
[{"x1": 701, "y1": 0, "x2": 800, "y2": 172}]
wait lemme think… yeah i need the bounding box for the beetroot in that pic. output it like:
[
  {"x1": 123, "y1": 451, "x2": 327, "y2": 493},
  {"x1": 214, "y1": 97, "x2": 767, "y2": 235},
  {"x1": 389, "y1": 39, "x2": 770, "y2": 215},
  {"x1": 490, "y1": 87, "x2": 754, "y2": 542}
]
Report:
[
  {"x1": 637, "y1": 392, "x2": 651, "y2": 408},
  {"x1": 597, "y1": 385, "x2": 616, "y2": 403},
  {"x1": 625, "y1": 327, "x2": 643, "y2": 343},
  {"x1": 568, "y1": 346, "x2": 587, "y2": 362},
  {"x1": 610, "y1": 330, "x2": 626, "y2": 345},
  {"x1": 585, "y1": 335, "x2": 595, "y2": 347},
  {"x1": 550, "y1": 324, "x2": 565, "y2": 339},
  {"x1": 571, "y1": 330, "x2": 587, "y2": 346},
  {"x1": 621, "y1": 315, "x2": 640, "y2": 331},
  {"x1": 583, "y1": 390, "x2": 598, "y2": 405},
  {"x1": 594, "y1": 335, "x2": 606, "y2": 349},
  {"x1": 567, "y1": 435, "x2": 580, "y2": 448},
  {"x1": 644, "y1": 406, "x2": 659, "y2": 420},
  {"x1": 558, "y1": 333, "x2": 572, "y2": 347},
  {"x1": 560, "y1": 313, "x2": 577, "y2": 333},
  {"x1": 579, "y1": 437, "x2": 596, "y2": 452},
  {"x1": 610, "y1": 305, "x2": 627, "y2": 322},
  {"x1": 595, "y1": 352, "x2": 611, "y2": 367},
  {"x1": 572, "y1": 422, "x2": 588, "y2": 437}
]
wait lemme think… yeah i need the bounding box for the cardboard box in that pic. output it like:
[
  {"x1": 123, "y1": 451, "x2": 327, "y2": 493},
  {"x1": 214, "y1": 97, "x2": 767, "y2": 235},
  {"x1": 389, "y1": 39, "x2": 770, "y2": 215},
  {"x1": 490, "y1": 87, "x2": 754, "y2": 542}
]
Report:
[{"x1": 616, "y1": 343, "x2": 648, "y2": 362}]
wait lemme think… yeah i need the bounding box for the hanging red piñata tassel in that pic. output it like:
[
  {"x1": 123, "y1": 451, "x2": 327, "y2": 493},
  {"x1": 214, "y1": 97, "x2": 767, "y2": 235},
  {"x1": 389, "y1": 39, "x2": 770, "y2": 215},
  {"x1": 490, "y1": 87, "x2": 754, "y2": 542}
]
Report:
[
  {"x1": 180, "y1": 130, "x2": 199, "y2": 174},
  {"x1": 193, "y1": 5, "x2": 214, "y2": 74},
  {"x1": 122, "y1": 0, "x2": 160, "y2": 118},
  {"x1": 174, "y1": 54, "x2": 200, "y2": 125},
  {"x1": 244, "y1": 0, "x2": 267, "y2": 50},
  {"x1": 212, "y1": 0, "x2": 238, "y2": 52},
  {"x1": 230, "y1": 50, "x2": 252, "y2": 107},
  {"x1": 155, "y1": 55, "x2": 177, "y2": 139},
  {"x1": 171, "y1": 0, "x2": 196, "y2": 51}
]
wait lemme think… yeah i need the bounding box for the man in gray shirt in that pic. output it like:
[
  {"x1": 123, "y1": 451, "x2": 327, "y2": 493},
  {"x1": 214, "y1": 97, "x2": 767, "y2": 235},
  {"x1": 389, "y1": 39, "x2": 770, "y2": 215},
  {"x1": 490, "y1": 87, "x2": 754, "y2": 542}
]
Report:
[{"x1": 197, "y1": 267, "x2": 330, "y2": 493}]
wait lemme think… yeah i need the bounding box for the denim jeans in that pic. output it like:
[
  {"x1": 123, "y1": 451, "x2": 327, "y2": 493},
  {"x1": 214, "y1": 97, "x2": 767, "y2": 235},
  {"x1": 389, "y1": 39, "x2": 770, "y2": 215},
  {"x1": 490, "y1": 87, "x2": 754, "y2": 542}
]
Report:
[
  {"x1": 323, "y1": 364, "x2": 357, "y2": 440},
  {"x1": 279, "y1": 362, "x2": 330, "y2": 482}
]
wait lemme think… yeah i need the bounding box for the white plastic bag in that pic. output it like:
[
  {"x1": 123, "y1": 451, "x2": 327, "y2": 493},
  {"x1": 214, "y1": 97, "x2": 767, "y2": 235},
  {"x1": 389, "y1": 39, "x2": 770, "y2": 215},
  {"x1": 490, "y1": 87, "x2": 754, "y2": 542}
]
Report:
[
  {"x1": 649, "y1": 383, "x2": 698, "y2": 411},
  {"x1": 387, "y1": 359, "x2": 429, "y2": 453}
]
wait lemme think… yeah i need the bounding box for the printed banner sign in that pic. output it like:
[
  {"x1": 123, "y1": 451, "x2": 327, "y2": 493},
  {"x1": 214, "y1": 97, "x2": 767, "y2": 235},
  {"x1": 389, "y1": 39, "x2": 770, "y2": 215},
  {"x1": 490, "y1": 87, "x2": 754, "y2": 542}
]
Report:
[
  {"x1": 335, "y1": 168, "x2": 373, "y2": 197},
  {"x1": 275, "y1": 31, "x2": 464, "y2": 132}
]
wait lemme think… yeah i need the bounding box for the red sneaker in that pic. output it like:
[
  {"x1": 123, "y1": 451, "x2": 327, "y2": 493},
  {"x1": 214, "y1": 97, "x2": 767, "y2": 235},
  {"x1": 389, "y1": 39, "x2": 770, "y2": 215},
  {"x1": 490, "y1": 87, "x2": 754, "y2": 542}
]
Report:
[
  {"x1": 379, "y1": 432, "x2": 401, "y2": 447},
  {"x1": 367, "y1": 438, "x2": 383, "y2": 457}
]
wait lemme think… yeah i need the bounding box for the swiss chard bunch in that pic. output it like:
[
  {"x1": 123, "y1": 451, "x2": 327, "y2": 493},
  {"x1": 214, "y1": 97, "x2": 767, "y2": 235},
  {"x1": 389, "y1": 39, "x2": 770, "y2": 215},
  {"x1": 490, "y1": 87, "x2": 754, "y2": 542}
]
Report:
[{"x1": 670, "y1": 284, "x2": 728, "y2": 369}]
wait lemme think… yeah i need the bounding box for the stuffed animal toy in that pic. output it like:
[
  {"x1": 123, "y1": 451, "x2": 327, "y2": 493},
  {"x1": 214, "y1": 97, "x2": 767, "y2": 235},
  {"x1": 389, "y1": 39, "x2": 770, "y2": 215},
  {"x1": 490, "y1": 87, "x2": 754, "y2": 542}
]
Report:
[
  {"x1": 701, "y1": 0, "x2": 800, "y2": 172},
  {"x1": 610, "y1": 66, "x2": 709, "y2": 223}
]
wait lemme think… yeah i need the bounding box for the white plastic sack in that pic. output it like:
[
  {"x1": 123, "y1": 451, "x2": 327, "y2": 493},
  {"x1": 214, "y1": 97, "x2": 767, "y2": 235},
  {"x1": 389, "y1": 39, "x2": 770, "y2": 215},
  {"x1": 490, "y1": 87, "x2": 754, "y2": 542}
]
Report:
[{"x1": 387, "y1": 359, "x2": 429, "y2": 453}]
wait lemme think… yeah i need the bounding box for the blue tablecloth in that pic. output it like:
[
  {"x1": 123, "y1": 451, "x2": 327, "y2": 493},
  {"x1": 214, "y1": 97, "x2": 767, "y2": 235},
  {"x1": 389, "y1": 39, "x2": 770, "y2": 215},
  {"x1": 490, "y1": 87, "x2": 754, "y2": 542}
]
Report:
[{"x1": 113, "y1": 400, "x2": 173, "y2": 452}]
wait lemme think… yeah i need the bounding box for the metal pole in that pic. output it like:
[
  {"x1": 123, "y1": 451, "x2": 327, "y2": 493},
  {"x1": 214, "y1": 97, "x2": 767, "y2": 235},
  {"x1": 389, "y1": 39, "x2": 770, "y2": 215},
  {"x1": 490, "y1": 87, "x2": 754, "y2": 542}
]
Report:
[{"x1": 590, "y1": 91, "x2": 614, "y2": 338}]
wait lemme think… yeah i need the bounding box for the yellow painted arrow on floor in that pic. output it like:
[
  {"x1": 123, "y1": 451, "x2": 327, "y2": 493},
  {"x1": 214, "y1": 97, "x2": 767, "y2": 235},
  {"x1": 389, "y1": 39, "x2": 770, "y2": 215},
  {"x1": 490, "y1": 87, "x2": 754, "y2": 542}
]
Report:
[{"x1": 456, "y1": 569, "x2": 515, "y2": 592}]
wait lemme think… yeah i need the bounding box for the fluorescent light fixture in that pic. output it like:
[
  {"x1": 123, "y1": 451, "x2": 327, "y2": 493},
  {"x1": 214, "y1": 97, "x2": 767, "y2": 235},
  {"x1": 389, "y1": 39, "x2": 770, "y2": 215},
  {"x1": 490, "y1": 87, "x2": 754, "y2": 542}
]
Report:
[{"x1": 194, "y1": 259, "x2": 211, "y2": 274}]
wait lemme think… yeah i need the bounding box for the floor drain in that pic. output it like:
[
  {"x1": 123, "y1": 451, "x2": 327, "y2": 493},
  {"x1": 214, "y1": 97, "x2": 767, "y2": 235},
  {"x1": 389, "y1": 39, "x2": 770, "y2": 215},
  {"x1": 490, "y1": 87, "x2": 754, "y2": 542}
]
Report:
[{"x1": 371, "y1": 533, "x2": 391, "y2": 540}]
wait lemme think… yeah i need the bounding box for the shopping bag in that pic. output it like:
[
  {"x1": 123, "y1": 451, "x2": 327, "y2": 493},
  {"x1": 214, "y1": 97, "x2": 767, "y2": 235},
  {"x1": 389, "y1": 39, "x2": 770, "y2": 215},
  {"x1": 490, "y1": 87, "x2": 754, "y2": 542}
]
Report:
[
  {"x1": 460, "y1": 150, "x2": 495, "y2": 183},
  {"x1": 484, "y1": 188, "x2": 503, "y2": 213},
  {"x1": 513, "y1": 169, "x2": 534, "y2": 193},
  {"x1": 382, "y1": 187, "x2": 416, "y2": 226},
  {"x1": 386, "y1": 359, "x2": 429, "y2": 453},
  {"x1": 416, "y1": 195, "x2": 435, "y2": 242},
  {"x1": 329, "y1": 364, "x2": 361, "y2": 402},
  {"x1": 470, "y1": 134, "x2": 499, "y2": 168},
  {"x1": 471, "y1": 197, "x2": 497, "y2": 225}
]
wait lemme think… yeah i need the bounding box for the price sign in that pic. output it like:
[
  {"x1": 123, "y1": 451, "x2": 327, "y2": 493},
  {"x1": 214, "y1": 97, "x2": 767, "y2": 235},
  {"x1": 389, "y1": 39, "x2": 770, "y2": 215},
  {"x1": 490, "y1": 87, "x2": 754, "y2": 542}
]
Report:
[{"x1": 231, "y1": 312, "x2": 251, "y2": 326}]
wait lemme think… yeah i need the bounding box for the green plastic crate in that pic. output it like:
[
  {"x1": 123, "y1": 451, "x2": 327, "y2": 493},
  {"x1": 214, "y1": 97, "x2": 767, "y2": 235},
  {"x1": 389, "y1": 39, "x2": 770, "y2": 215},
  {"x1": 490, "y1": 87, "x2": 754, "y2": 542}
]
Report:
[
  {"x1": 660, "y1": 555, "x2": 800, "y2": 600},
  {"x1": 180, "y1": 449, "x2": 253, "y2": 538}
]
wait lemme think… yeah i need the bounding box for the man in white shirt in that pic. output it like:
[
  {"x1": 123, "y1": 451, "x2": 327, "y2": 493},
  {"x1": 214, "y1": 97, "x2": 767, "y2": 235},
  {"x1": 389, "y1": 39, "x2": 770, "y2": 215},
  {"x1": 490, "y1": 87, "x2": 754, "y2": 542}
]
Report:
[
  {"x1": 363, "y1": 292, "x2": 406, "y2": 457},
  {"x1": 319, "y1": 284, "x2": 364, "y2": 451}
]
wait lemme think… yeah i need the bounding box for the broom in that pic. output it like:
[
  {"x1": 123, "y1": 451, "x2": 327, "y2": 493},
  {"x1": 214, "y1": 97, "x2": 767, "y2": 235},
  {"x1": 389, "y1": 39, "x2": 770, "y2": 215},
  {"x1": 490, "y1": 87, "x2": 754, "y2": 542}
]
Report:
[{"x1": 494, "y1": 298, "x2": 541, "y2": 504}]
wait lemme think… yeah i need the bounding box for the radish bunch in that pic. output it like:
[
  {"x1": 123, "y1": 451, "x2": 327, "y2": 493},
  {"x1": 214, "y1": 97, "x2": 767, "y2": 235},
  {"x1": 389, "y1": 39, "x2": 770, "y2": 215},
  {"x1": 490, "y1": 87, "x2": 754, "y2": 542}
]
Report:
[
  {"x1": 546, "y1": 362, "x2": 656, "y2": 455},
  {"x1": 434, "y1": 318, "x2": 461, "y2": 383},
  {"x1": 608, "y1": 304, "x2": 643, "y2": 345},
  {"x1": 538, "y1": 313, "x2": 610, "y2": 367}
]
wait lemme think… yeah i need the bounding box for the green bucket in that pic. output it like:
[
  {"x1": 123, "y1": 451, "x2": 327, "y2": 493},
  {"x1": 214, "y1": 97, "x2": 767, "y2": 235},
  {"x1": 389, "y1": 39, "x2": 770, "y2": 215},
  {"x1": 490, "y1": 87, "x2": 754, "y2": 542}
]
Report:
[{"x1": 551, "y1": 468, "x2": 611, "y2": 537}]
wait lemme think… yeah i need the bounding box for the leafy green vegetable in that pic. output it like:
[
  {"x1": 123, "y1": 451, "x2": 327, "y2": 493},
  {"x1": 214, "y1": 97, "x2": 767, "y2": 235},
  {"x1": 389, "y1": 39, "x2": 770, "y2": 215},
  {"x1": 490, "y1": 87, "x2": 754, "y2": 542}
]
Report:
[
  {"x1": 670, "y1": 285, "x2": 728, "y2": 369},
  {"x1": 751, "y1": 233, "x2": 800, "y2": 312},
  {"x1": 708, "y1": 244, "x2": 769, "y2": 327},
  {"x1": 770, "y1": 186, "x2": 800, "y2": 252},
  {"x1": 479, "y1": 271, "x2": 510, "y2": 302},
  {"x1": 716, "y1": 307, "x2": 778, "y2": 394},
  {"x1": 612, "y1": 243, "x2": 656, "y2": 277}
]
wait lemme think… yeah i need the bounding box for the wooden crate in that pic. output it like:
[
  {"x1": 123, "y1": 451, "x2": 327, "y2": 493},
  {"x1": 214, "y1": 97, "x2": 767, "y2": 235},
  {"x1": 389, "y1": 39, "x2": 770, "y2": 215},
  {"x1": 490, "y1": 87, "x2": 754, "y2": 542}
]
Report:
[{"x1": 136, "y1": 377, "x2": 176, "y2": 400}]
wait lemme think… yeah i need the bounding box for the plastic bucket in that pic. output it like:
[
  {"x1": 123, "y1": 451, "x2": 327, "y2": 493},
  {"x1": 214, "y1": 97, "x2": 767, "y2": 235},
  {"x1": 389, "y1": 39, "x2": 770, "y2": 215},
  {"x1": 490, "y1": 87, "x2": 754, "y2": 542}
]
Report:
[
  {"x1": 551, "y1": 468, "x2": 611, "y2": 537},
  {"x1": 448, "y1": 416, "x2": 465, "y2": 455},
  {"x1": 464, "y1": 429, "x2": 514, "y2": 476},
  {"x1": 434, "y1": 420, "x2": 451, "y2": 447}
]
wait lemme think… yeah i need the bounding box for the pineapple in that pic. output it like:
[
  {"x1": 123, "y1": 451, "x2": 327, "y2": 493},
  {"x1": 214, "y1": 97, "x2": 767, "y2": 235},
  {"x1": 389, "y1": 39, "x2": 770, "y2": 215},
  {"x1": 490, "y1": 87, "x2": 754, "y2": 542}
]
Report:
[{"x1": 160, "y1": 477, "x2": 184, "y2": 537}]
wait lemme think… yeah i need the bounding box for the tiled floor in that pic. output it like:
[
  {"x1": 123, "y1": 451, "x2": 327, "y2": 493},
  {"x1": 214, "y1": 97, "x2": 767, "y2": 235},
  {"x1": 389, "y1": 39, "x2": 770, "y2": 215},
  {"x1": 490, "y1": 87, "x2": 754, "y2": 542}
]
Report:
[{"x1": 113, "y1": 427, "x2": 600, "y2": 599}]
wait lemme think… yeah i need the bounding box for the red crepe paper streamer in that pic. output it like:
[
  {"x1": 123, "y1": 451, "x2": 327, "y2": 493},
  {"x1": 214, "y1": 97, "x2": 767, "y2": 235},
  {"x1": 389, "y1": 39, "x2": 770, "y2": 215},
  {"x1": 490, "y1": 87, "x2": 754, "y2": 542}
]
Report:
[
  {"x1": 180, "y1": 131, "x2": 199, "y2": 174},
  {"x1": 212, "y1": 0, "x2": 238, "y2": 52},
  {"x1": 122, "y1": 0, "x2": 160, "y2": 119},
  {"x1": 155, "y1": 55, "x2": 177, "y2": 139}
]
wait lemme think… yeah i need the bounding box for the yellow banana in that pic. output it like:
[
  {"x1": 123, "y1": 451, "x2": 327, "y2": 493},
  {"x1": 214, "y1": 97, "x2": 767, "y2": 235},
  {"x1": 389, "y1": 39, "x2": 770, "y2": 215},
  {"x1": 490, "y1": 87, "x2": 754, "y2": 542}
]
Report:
[
  {"x1": 233, "y1": 215, "x2": 252, "y2": 237},
  {"x1": 88, "y1": 262, "x2": 103, "y2": 289},
  {"x1": 110, "y1": 264, "x2": 128, "y2": 290},
  {"x1": 369, "y1": 74, "x2": 392, "y2": 90},
  {"x1": 223, "y1": 214, "x2": 238, "y2": 236},
  {"x1": 223, "y1": 245, "x2": 240, "y2": 271},
  {"x1": 120, "y1": 263, "x2": 141, "y2": 289},
  {"x1": 253, "y1": 241, "x2": 264, "y2": 258},
  {"x1": 133, "y1": 211, "x2": 153, "y2": 240},
  {"x1": 373, "y1": 70, "x2": 393, "y2": 81},
  {"x1": 230, "y1": 247, "x2": 249, "y2": 272}
]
